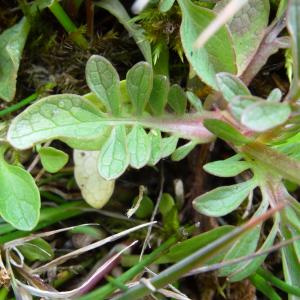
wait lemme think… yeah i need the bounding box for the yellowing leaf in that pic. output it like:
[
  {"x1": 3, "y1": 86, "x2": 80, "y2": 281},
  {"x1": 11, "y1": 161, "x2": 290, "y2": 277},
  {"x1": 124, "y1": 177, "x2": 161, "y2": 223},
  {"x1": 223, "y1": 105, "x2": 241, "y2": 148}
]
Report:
[{"x1": 74, "y1": 150, "x2": 115, "y2": 209}]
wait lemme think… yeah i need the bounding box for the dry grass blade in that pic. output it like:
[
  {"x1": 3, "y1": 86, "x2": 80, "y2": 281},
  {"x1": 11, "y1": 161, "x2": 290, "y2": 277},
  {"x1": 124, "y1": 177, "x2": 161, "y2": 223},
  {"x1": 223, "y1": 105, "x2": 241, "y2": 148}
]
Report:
[
  {"x1": 15, "y1": 241, "x2": 137, "y2": 299},
  {"x1": 4, "y1": 224, "x2": 97, "y2": 249},
  {"x1": 33, "y1": 221, "x2": 155, "y2": 274},
  {"x1": 194, "y1": 0, "x2": 249, "y2": 48}
]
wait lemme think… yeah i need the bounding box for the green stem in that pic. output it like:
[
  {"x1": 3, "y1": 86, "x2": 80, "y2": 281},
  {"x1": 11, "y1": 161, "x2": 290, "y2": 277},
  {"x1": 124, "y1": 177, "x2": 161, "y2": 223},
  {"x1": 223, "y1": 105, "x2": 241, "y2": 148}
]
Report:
[
  {"x1": 249, "y1": 274, "x2": 281, "y2": 300},
  {"x1": 48, "y1": 0, "x2": 89, "y2": 49},
  {"x1": 78, "y1": 236, "x2": 178, "y2": 300},
  {"x1": 257, "y1": 267, "x2": 300, "y2": 297},
  {"x1": 0, "y1": 93, "x2": 38, "y2": 118},
  {"x1": 0, "y1": 288, "x2": 9, "y2": 300}
]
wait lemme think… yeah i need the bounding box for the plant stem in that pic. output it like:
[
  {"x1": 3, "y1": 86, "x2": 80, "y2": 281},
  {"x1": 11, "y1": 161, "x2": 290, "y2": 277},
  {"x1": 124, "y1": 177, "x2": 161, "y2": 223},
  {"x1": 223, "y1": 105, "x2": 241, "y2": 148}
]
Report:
[
  {"x1": 0, "y1": 288, "x2": 9, "y2": 300},
  {"x1": 249, "y1": 274, "x2": 281, "y2": 300},
  {"x1": 78, "y1": 236, "x2": 178, "y2": 300},
  {"x1": 257, "y1": 267, "x2": 300, "y2": 296},
  {"x1": 0, "y1": 93, "x2": 38, "y2": 118},
  {"x1": 48, "y1": 0, "x2": 89, "y2": 49}
]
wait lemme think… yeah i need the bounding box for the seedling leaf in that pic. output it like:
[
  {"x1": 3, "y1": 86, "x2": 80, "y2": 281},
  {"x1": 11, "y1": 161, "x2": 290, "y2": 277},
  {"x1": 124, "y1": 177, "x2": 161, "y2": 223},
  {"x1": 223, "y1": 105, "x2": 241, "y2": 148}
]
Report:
[
  {"x1": 216, "y1": 72, "x2": 250, "y2": 103},
  {"x1": 86, "y1": 55, "x2": 121, "y2": 115},
  {"x1": 149, "y1": 75, "x2": 169, "y2": 115},
  {"x1": 39, "y1": 146, "x2": 69, "y2": 173},
  {"x1": 126, "y1": 62, "x2": 153, "y2": 115},
  {"x1": 193, "y1": 180, "x2": 257, "y2": 217},
  {"x1": 0, "y1": 156, "x2": 40, "y2": 230},
  {"x1": 127, "y1": 125, "x2": 151, "y2": 168},
  {"x1": 203, "y1": 154, "x2": 250, "y2": 177},
  {"x1": 241, "y1": 101, "x2": 291, "y2": 132},
  {"x1": 98, "y1": 125, "x2": 129, "y2": 180},
  {"x1": 177, "y1": 0, "x2": 237, "y2": 90}
]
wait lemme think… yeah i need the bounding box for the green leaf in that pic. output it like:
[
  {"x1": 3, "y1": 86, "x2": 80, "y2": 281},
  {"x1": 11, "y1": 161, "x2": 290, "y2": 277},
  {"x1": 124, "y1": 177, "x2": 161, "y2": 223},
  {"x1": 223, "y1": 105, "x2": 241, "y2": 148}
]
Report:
[
  {"x1": 228, "y1": 215, "x2": 279, "y2": 282},
  {"x1": 159, "y1": 0, "x2": 175, "y2": 12},
  {"x1": 219, "y1": 228, "x2": 261, "y2": 277},
  {"x1": 39, "y1": 146, "x2": 69, "y2": 173},
  {"x1": 287, "y1": 0, "x2": 300, "y2": 99},
  {"x1": 267, "y1": 88, "x2": 282, "y2": 102},
  {"x1": 86, "y1": 55, "x2": 121, "y2": 115},
  {"x1": 168, "y1": 84, "x2": 187, "y2": 115},
  {"x1": 7, "y1": 94, "x2": 110, "y2": 150},
  {"x1": 215, "y1": 0, "x2": 270, "y2": 74},
  {"x1": 148, "y1": 129, "x2": 162, "y2": 166},
  {"x1": 177, "y1": 0, "x2": 237, "y2": 90},
  {"x1": 18, "y1": 238, "x2": 54, "y2": 262},
  {"x1": 204, "y1": 119, "x2": 250, "y2": 146},
  {"x1": 171, "y1": 141, "x2": 197, "y2": 161},
  {"x1": 96, "y1": 0, "x2": 152, "y2": 64},
  {"x1": 186, "y1": 91, "x2": 203, "y2": 112},
  {"x1": 203, "y1": 154, "x2": 250, "y2": 177},
  {"x1": 134, "y1": 195, "x2": 154, "y2": 219},
  {"x1": 160, "y1": 225, "x2": 234, "y2": 263},
  {"x1": 216, "y1": 72, "x2": 250, "y2": 103},
  {"x1": 163, "y1": 206, "x2": 180, "y2": 233},
  {"x1": 281, "y1": 224, "x2": 300, "y2": 300},
  {"x1": 218, "y1": 197, "x2": 269, "y2": 277},
  {"x1": 241, "y1": 101, "x2": 291, "y2": 132},
  {"x1": 0, "y1": 17, "x2": 30, "y2": 102},
  {"x1": 98, "y1": 125, "x2": 129, "y2": 180},
  {"x1": 149, "y1": 75, "x2": 169, "y2": 115},
  {"x1": 127, "y1": 125, "x2": 151, "y2": 169},
  {"x1": 159, "y1": 193, "x2": 175, "y2": 216},
  {"x1": 161, "y1": 135, "x2": 179, "y2": 158},
  {"x1": 0, "y1": 156, "x2": 40, "y2": 230},
  {"x1": 126, "y1": 62, "x2": 153, "y2": 115},
  {"x1": 229, "y1": 95, "x2": 258, "y2": 121},
  {"x1": 193, "y1": 180, "x2": 257, "y2": 217},
  {"x1": 242, "y1": 142, "x2": 300, "y2": 185}
]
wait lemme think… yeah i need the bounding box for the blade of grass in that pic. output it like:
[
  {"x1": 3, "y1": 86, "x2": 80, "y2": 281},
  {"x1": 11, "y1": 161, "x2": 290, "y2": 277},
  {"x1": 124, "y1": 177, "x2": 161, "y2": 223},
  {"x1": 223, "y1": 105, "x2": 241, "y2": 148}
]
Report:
[
  {"x1": 257, "y1": 267, "x2": 300, "y2": 297},
  {"x1": 112, "y1": 204, "x2": 285, "y2": 300},
  {"x1": 249, "y1": 273, "x2": 281, "y2": 300},
  {"x1": 78, "y1": 236, "x2": 179, "y2": 300}
]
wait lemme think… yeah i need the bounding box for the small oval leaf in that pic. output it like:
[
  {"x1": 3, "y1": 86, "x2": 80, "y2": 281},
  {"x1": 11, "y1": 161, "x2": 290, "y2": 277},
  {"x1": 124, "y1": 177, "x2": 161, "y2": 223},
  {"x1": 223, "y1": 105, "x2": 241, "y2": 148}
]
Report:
[
  {"x1": 171, "y1": 141, "x2": 197, "y2": 161},
  {"x1": 98, "y1": 125, "x2": 129, "y2": 180},
  {"x1": 241, "y1": 101, "x2": 291, "y2": 132},
  {"x1": 193, "y1": 180, "x2": 257, "y2": 217},
  {"x1": 149, "y1": 75, "x2": 169, "y2": 115},
  {"x1": 126, "y1": 62, "x2": 153, "y2": 115},
  {"x1": 216, "y1": 72, "x2": 250, "y2": 103},
  {"x1": 0, "y1": 159, "x2": 40, "y2": 230},
  {"x1": 168, "y1": 84, "x2": 187, "y2": 115},
  {"x1": 148, "y1": 129, "x2": 162, "y2": 166},
  {"x1": 86, "y1": 55, "x2": 121, "y2": 115},
  {"x1": 161, "y1": 135, "x2": 179, "y2": 158},
  {"x1": 39, "y1": 147, "x2": 69, "y2": 173},
  {"x1": 74, "y1": 150, "x2": 115, "y2": 208},
  {"x1": 203, "y1": 155, "x2": 250, "y2": 177},
  {"x1": 127, "y1": 125, "x2": 151, "y2": 169}
]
